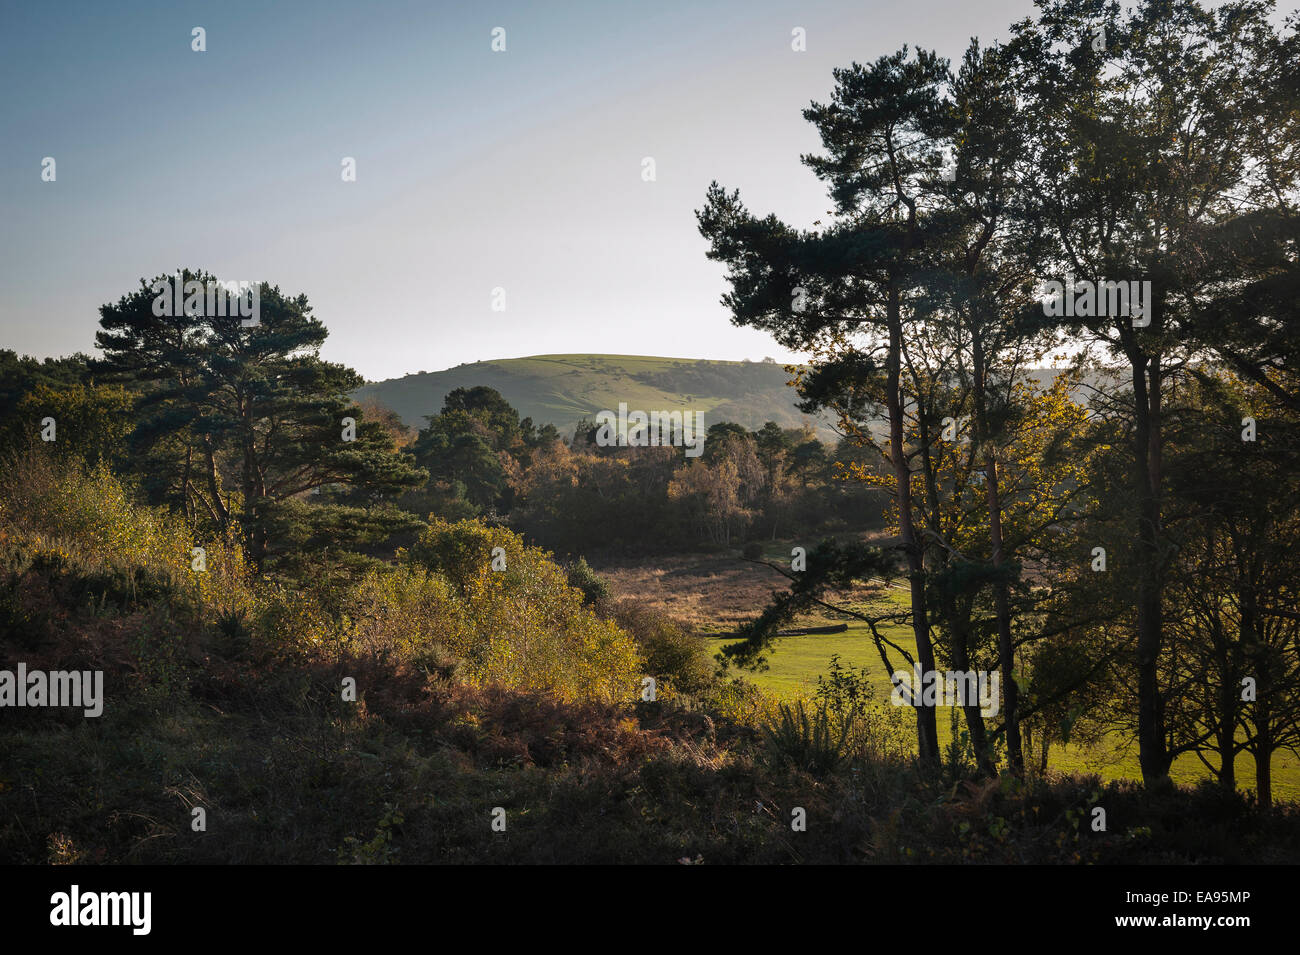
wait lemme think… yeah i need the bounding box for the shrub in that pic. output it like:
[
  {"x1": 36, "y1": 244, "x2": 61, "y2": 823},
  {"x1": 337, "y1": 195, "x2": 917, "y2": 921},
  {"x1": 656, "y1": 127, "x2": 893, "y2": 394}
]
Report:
[
  {"x1": 764, "y1": 700, "x2": 853, "y2": 776},
  {"x1": 607, "y1": 598, "x2": 715, "y2": 697},
  {"x1": 7, "y1": 382, "x2": 132, "y2": 469},
  {"x1": 0, "y1": 450, "x2": 253, "y2": 616},
  {"x1": 0, "y1": 454, "x2": 645, "y2": 708},
  {"x1": 565, "y1": 557, "x2": 610, "y2": 605},
  {"x1": 398, "y1": 519, "x2": 644, "y2": 703},
  {"x1": 215, "y1": 607, "x2": 253, "y2": 659},
  {"x1": 813, "y1": 655, "x2": 912, "y2": 760},
  {"x1": 344, "y1": 564, "x2": 459, "y2": 668}
]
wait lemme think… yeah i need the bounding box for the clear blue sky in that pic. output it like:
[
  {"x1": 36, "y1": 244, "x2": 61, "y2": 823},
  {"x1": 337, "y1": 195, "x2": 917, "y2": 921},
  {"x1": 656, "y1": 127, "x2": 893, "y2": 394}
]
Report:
[{"x1": 1, "y1": 0, "x2": 1044, "y2": 381}]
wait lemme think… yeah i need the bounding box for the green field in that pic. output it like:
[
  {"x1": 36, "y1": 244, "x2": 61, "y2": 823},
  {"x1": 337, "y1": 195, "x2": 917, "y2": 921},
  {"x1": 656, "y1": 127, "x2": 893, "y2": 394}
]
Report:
[{"x1": 704, "y1": 593, "x2": 1300, "y2": 802}]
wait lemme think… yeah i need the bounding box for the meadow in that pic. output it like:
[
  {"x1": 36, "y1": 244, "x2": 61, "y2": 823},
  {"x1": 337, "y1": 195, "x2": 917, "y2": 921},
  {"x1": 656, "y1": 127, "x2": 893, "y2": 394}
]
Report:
[
  {"x1": 603, "y1": 545, "x2": 1300, "y2": 803},
  {"x1": 355, "y1": 354, "x2": 835, "y2": 440}
]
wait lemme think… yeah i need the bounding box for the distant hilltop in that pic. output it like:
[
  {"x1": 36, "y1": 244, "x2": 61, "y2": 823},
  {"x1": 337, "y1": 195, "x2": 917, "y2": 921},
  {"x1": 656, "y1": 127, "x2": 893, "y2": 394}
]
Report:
[
  {"x1": 354, "y1": 354, "x2": 838, "y2": 439},
  {"x1": 354, "y1": 354, "x2": 1119, "y2": 441}
]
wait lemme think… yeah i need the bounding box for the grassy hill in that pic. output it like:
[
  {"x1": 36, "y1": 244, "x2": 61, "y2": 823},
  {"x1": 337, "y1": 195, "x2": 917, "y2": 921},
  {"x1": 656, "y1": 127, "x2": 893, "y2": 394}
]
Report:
[
  {"x1": 356, "y1": 355, "x2": 1121, "y2": 442},
  {"x1": 354, "y1": 354, "x2": 837, "y2": 438}
]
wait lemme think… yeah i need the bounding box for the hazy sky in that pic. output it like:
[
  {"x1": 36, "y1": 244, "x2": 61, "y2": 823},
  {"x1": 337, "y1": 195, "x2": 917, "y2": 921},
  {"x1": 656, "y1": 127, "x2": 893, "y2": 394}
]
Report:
[{"x1": 1, "y1": 0, "x2": 1046, "y2": 381}]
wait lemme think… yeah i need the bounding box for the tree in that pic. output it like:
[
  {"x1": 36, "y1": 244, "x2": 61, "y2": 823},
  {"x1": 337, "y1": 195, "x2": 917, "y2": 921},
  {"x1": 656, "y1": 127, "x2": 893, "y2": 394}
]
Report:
[
  {"x1": 1162, "y1": 372, "x2": 1300, "y2": 806},
  {"x1": 668, "y1": 434, "x2": 763, "y2": 546},
  {"x1": 7, "y1": 382, "x2": 131, "y2": 469},
  {"x1": 1009, "y1": 0, "x2": 1296, "y2": 786},
  {"x1": 0, "y1": 351, "x2": 97, "y2": 459},
  {"x1": 752, "y1": 421, "x2": 796, "y2": 538},
  {"x1": 789, "y1": 438, "x2": 829, "y2": 489},
  {"x1": 96, "y1": 269, "x2": 425, "y2": 574},
  {"x1": 409, "y1": 386, "x2": 549, "y2": 515},
  {"x1": 698, "y1": 47, "x2": 954, "y2": 764},
  {"x1": 915, "y1": 38, "x2": 1052, "y2": 772}
]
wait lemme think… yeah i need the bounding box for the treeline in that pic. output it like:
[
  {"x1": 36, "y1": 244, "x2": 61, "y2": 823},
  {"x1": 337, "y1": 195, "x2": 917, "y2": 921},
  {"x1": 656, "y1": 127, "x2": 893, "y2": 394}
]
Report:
[
  {"x1": 394, "y1": 384, "x2": 886, "y2": 557},
  {"x1": 697, "y1": 0, "x2": 1300, "y2": 801},
  {"x1": 0, "y1": 323, "x2": 882, "y2": 573},
  {"x1": 0, "y1": 341, "x2": 723, "y2": 708}
]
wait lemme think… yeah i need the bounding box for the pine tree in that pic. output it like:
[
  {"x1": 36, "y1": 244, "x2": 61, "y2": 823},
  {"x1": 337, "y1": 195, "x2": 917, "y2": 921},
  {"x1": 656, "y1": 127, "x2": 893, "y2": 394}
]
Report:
[{"x1": 96, "y1": 269, "x2": 424, "y2": 576}]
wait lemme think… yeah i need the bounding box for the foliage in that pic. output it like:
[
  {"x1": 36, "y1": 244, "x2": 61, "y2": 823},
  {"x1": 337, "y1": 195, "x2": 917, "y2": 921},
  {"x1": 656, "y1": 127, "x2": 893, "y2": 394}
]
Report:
[
  {"x1": 95, "y1": 270, "x2": 425, "y2": 572},
  {"x1": 764, "y1": 700, "x2": 853, "y2": 777},
  {"x1": 565, "y1": 557, "x2": 610, "y2": 605},
  {"x1": 399, "y1": 519, "x2": 644, "y2": 702},
  {"x1": 0, "y1": 449, "x2": 252, "y2": 614},
  {"x1": 814, "y1": 655, "x2": 913, "y2": 761},
  {"x1": 606, "y1": 598, "x2": 716, "y2": 697}
]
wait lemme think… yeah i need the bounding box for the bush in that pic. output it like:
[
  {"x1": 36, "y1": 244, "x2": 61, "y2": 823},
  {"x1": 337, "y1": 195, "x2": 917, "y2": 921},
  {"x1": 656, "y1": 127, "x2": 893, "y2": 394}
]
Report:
[
  {"x1": 607, "y1": 599, "x2": 715, "y2": 697},
  {"x1": 764, "y1": 700, "x2": 852, "y2": 776},
  {"x1": 344, "y1": 564, "x2": 459, "y2": 668},
  {"x1": 398, "y1": 519, "x2": 644, "y2": 703},
  {"x1": 813, "y1": 655, "x2": 912, "y2": 760},
  {"x1": 565, "y1": 557, "x2": 610, "y2": 605},
  {"x1": 5, "y1": 382, "x2": 132, "y2": 469},
  {"x1": 0, "y1": 450, "x2": 253, "y2": 616}
]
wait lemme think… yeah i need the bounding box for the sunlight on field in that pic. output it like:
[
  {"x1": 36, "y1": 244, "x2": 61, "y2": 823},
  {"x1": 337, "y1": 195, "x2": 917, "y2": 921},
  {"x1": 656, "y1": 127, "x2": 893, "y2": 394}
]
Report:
[{"x1": 706, "y1": 613, "x2": 1300, "y2": 802}]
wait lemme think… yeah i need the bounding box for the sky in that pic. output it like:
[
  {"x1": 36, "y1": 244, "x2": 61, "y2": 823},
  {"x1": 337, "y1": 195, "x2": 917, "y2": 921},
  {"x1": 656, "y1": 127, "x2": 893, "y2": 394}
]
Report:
[{"x1": 1, "y1": 0, "x2": 1049, "y2": 382}]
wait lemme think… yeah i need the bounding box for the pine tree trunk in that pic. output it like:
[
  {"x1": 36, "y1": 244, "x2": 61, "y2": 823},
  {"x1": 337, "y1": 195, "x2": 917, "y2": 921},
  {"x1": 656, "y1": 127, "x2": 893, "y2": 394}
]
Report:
[
  {"x1": 1131, "y1": 356, "x2": 1170, "y2": 787},
  {"x1": 986, "y1": 453, "x2": 1022, "y2": 773},
  {"x1": 971, "y1": 339, "x2": 1021, "y2": 774},
  {"x1": 887, "y1": 288, "x2": 939, "y2": 766},
  {"x1": 1256, "y1": 743, "x2": 1272, "y2": 811}
]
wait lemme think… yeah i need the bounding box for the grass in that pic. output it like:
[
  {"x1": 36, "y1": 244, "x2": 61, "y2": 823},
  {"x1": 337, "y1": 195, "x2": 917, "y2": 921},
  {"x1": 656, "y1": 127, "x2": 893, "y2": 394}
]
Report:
[
  {"x1": 606, "y1": 547, "x2": 1300, "y2": 803},
  {"x1": 354, "y1": 354, "x2": 835, "y2": 439},
  {"x1": 12, "y1": 660, "x2": 1298, "y2": 864},
  {"x1": 706, "y1": 623, "x2": 1300, "y2": 802},
  {"x1": 705, "y1": 619, "x2": 906, "y2": 700}
]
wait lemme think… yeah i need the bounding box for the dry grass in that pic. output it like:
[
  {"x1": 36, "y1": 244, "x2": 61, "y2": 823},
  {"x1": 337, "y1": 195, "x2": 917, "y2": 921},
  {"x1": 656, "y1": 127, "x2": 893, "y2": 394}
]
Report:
[{"x1": 594, "y1": 550, "x2": 886, "y2": 633}]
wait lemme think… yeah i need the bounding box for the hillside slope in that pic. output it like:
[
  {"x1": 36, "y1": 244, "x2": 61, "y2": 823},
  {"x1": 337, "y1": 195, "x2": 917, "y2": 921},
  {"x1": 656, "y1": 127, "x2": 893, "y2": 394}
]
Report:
[
  {"x1": 355, "y1": 355, "x2": 1123, "y2": 441},
  {"x1": 354, "y1": 354, "x2": 836, "y2": 438}
]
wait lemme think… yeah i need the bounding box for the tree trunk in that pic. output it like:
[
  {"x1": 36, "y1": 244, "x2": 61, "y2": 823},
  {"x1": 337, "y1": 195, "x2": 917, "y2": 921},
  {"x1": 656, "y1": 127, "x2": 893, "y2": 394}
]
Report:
[
  {"x1": 1245, "y1": 593, "x2": 1272, "y2": 810},
  {"x1": 1215, "y1": 637, "x2": 1237, "y2": 793},
  {"x1": 1253, "y1": 695, "x2": 1273, "y2": 811},
  {"x1": 971, "y1": 338, "x2": 1022, "y2": 774},
  {"x1": 950, "y1": 615, "x2": 994, "y2": 775},
  {"x1": 917, "y1": 403, "x2": 992, "y2": 775},
  {"x1": 986, "y1": 453, "x2": 1021, "y2": 773},
  {"x1": 181, "y1": 444, "x2": 194, "y2": 524},
  {"x1": 1255, "y1": 742, "x2": 1272, "y2": 811},
  {"x1": 1131, "y1": 356, "x2": 1170, "y2": 787},
  {"x1": 202, "y1": 439, "x2": 230, "y2": 529},
  {"x1": 240, "y1": 392, "x2": 264, "y2": 567},
  {"x1": 886, "y1": 287, "x2": 939, "y2": 766}
]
